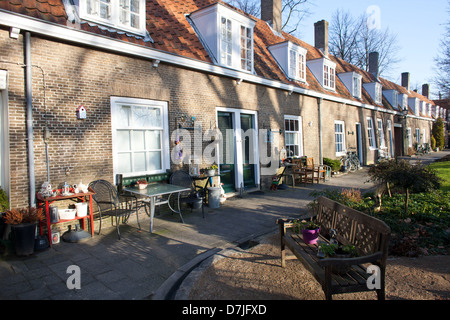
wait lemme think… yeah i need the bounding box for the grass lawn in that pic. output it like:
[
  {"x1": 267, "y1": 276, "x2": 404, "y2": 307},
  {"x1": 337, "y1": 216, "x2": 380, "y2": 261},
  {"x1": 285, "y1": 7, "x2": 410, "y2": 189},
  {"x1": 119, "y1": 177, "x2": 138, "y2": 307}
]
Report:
[{"x1": 428, "y1": 161, "x2": 450, "y2": 192}]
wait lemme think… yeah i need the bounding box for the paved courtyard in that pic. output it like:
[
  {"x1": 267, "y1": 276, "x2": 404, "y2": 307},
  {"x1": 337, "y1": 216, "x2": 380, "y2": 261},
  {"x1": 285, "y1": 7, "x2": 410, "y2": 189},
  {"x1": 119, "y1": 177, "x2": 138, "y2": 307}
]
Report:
[{"x1": 0, "y1": 149, "x2": 447, "y2": 300}]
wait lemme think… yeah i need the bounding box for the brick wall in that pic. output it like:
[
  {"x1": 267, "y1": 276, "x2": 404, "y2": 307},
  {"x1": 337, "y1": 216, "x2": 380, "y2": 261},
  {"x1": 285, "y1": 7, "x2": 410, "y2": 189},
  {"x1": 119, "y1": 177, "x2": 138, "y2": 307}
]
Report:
[{"x1": 0, "y1": 28, "x2": 435, "y2": 210}]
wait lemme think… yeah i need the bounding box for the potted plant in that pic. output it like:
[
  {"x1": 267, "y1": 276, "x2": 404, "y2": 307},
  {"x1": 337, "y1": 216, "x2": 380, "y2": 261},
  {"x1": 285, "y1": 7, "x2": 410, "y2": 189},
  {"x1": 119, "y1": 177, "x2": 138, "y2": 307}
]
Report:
[
  {"x1": 294, "y1": 220, "x2": 320, "y2": 244},
  {"x1": 3, "y1": 207, "x2": 44, "y2": 256},
  {"x1": 206, "y1": 165, "x2": 218, "y2": 177},
  {"x1": 136, "y1": 179, "x2": 148, "y2": 190},
  {"x1": 317, "y1": 243, "x2": 358, "y2": 274}
]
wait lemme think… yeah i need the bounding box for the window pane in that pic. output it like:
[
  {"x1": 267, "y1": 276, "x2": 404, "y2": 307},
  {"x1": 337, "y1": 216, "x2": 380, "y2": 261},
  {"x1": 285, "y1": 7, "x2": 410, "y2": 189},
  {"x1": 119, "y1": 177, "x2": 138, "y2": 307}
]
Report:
[
  {"x1": 133, "y1": 106, "x2": 161, "y2": 128},
  {"x1": 132, "y1": 130, "x2": 145, "y2": 150},
  {"x1": 117, "y1": 105, "x2": 131, "y2": 127},
  {"x1": 285, "y1": 119, "x2": 290, "y2": 131},
  {"x1": 147, "y1": 151, "x2": 162, "y2": 171},
  {"x1": 118, "y1": 153, "x2": 132, "y2": 173},
  {"x1": 133, "y1": 152, "x2": 146, "y2": 172},
  {"x1": 117, "y1": 130, "x2": 130, "y2": 151},
  {"x1": 146, "y1": 131, "x2": 161, "y2": 150}
]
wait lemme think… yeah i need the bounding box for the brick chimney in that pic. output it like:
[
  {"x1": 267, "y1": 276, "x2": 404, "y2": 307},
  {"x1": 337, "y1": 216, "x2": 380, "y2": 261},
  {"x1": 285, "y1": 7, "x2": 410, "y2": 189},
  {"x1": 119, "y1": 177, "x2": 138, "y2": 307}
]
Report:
[
  {"x1": 314, "y1": 20, "x2": 329, "y2": 57},
  {"x1": 422, "y1": 84, "x2": 430, "y2": 98},
  {"x1": 369, "y1": 52, "x2": 379, "y2": 79},
  {"x1": 401, "y1": 72, "x2": 410, "y2": 91},
  {"x1": 261, "y1": 0, "x2": 282, "y2": 34}
]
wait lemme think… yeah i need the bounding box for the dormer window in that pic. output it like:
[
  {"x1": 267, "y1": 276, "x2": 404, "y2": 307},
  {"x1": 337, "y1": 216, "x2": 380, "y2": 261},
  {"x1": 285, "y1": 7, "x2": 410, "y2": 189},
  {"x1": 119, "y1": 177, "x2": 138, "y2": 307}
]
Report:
[
  {"x1": 307, "y1": 58, "x2": 336, "y2": 90},
  {"x1": 190, "y1": 3, "x2": 255, "y2": 73},
  {"x1": 323, "y1": 64, "x2": 335, "y2": 90},
  {"x1": 363, "y1": 82, "x2": 382, "y2": 105},
  {"x1": 338, "y1": 72, "x2": 361, "y2": 98},
  {"x1": 393, "y1": 91, "x2": 398, "y2": 108},
  {"x1": 353, "y1": 75, "x2": 361, "y2": 98},
  {"x1": 80, "y1": 0, "x2": 146, "y2": 35},
  {"x1": 269, "y1": 41, "x2": 307, "y2": 82}
]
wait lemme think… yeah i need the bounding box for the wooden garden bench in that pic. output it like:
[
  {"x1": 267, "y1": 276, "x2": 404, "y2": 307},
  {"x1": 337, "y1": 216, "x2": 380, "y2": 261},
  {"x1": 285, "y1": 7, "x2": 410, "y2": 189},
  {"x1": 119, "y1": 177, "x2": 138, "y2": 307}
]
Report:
[{"x1": 277, "y1": 196, "x2": 391, "y2": 300}]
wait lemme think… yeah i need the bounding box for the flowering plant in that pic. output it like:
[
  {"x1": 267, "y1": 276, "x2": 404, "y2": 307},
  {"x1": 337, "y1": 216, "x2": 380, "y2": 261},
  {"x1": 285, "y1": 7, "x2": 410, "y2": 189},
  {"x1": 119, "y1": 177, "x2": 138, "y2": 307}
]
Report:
[
  {"x1": 136, "y1": 179, "x2": 148, "y2": 185},
  {"x1": 207, "y1": 165, "x2": 218, "y2": 170}
]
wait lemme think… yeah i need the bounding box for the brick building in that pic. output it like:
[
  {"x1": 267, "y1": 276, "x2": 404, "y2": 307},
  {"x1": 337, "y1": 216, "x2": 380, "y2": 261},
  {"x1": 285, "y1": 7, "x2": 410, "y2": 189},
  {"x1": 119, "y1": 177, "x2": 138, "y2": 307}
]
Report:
[{"x1": 0, "y1": 0, "x2": 442, "y2": 209}]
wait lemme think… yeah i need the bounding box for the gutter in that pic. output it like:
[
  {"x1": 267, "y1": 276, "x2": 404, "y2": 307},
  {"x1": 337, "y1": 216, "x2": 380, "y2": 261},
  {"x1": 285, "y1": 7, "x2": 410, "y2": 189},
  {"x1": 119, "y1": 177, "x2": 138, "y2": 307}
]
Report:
[{"x1": 24, "y1": 31, "x2": 36, "y2": 207}]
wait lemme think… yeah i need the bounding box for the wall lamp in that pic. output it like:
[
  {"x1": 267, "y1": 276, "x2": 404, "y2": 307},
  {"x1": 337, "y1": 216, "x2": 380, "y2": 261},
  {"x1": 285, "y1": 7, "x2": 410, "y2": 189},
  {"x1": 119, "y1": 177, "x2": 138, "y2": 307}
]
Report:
[
  {"x1": 236, "y1": 78, "x2": 243, "y2": 85},
  {"x1": 152, "y1": 59, "x2": 160, "y2": 68}
]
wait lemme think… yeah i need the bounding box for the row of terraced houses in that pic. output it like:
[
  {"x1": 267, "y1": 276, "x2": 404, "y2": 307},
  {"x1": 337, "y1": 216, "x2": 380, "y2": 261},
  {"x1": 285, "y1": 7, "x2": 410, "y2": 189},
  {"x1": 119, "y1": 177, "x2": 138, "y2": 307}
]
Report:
[{"x1": 0, "y1": 0, "x2": 448, "y2": 208}]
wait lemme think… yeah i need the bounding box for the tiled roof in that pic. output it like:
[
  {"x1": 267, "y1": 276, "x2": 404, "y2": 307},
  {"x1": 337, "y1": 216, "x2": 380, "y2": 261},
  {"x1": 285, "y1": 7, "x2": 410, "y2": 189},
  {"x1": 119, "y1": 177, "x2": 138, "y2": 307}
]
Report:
[{"x1": 0, "y1": 0, "x2": 434, "y2": 116}]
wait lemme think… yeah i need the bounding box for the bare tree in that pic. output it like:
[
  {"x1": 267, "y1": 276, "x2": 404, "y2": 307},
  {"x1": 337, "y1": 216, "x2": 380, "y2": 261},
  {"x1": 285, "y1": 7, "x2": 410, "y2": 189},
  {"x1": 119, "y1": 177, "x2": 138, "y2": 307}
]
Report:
[
  {"x1": 329, "y1": 9, "x2": 401, "y2": 77},
  {"x1": 224, "y1": 0, "x2": 314, "y2": 35},
  {"x1": 434, "y1": 1, "x2": 450, "y2": 98}
]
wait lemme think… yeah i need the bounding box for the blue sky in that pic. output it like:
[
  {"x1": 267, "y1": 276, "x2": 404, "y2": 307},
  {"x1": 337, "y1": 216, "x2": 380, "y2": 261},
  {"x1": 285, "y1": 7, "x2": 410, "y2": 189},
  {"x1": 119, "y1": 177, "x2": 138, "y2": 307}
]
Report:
[{"x1": 297, "y1": 0, "x2": 448, "y2": 99}]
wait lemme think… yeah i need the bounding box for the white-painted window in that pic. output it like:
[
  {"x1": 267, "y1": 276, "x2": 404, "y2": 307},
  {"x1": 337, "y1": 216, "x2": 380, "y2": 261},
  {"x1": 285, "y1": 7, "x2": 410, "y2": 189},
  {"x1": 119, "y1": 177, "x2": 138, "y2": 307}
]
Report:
[
  {"x1": 288, "y1": 48, "x2": 306, "y2": 82},
  {"x1": 284, "y1": 116, "x2": 303, "y2": 157},
  {"x1": 240, "y1": 26, "x2": 253, "y2": 71},
  {"x1": 111, "y1": 97, "x2": 169, "y2": 177},
  {"x1": 334, "y1": 120, "x2": 346, "y2": 156},
  {"x1": 367, "y1": 117, "x2": 376, "y2": 149},
  {"x1": 377, "y1": 118, "x2": 385, "y2": 148},
  {"x1": 407, "y1": 128, "x2": 412, "y2": 147},
  {"x1": 323, "y1": 64, "x2": 335, "y2": 90},
  {"x1": 353, "y1": 75, "x2": 361, "y2": 98},
  {"x1": 80, "y1": 0, "x2": 146, "y2": 35},
  {"x1": 220, "y1": 17, "x2": 233, "y2": 67}
]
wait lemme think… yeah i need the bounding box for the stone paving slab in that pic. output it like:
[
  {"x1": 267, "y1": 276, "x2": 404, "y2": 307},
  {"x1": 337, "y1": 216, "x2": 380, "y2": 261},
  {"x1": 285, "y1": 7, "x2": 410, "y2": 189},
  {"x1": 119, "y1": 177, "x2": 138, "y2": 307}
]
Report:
[{"x1": 0, "y1": 150, "x2": 447, "y2": 300}]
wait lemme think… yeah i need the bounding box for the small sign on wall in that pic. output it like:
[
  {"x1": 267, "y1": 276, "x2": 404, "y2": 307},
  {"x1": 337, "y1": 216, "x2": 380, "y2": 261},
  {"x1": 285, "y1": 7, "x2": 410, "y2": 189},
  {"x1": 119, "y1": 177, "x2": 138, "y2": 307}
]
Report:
[{"x1": 76, "y1": 105, "x2": 87, "y2": 119}]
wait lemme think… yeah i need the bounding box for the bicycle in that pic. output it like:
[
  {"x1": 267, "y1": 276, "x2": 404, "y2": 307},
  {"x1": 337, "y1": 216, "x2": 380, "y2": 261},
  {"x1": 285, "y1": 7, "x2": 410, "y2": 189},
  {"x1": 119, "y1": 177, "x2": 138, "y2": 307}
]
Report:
[
  {"x1": 340, "y1": 151, "x2": 361, "y2": 172},
  {"x1": 376, "y1": 147, "x2": 389, "y2": 163}
]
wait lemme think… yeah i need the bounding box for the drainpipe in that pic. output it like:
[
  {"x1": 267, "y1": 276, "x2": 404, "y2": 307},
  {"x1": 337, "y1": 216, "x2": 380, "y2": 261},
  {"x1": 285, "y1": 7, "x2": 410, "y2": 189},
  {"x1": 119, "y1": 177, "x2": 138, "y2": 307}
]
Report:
[
  {"x1": 25, "y1": 31, "x2": 36, "y2": 207},
  {"x1": 318, "y1": 97, "x2": 323, "y2": 165}
]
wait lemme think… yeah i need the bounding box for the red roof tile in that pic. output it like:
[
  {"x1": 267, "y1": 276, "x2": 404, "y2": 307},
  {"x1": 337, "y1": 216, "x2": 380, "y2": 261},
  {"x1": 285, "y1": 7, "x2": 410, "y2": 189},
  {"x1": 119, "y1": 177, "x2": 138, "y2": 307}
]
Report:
[{"x1": 0, "y1": 0, "x2": 426, "y2": 114}]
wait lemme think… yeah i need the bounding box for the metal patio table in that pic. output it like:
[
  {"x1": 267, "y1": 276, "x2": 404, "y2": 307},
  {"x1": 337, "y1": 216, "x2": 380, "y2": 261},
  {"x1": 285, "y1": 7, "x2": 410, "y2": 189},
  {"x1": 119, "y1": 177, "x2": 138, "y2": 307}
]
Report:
[{"x1": 123, "y1": 183, "x2": 191, "y2": 233}]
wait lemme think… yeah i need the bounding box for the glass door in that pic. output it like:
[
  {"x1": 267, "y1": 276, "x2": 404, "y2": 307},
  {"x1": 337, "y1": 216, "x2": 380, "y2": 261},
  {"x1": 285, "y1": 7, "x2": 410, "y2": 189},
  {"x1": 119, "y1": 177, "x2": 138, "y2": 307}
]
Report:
[
  {"x1": 217, "y1": 112, "x2": 235, "y2": 193},
  {"x1": 240, "y1": 114, "x2": 256, "y2": 189}
]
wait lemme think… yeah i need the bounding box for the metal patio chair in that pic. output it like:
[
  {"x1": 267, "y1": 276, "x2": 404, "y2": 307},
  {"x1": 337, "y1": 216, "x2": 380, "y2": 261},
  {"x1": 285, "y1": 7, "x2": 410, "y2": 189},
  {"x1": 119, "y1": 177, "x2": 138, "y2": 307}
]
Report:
[
  {"x1": 170, "y1": 170, "x2": 205, "y2": 219},
  {"x1": 89, "y1": 179, "x2": 140, "y2": 240}
]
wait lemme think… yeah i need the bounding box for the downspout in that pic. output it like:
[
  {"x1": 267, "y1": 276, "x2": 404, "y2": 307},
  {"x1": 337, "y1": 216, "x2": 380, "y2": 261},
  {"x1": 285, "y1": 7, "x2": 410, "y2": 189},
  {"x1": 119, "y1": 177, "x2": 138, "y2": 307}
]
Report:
[
  {"x1": 318, "y1": 97, "x2": 323, "y2": 165},
  {"x1": 25, "y1": 31, "x2": 36, "y2": 207}
]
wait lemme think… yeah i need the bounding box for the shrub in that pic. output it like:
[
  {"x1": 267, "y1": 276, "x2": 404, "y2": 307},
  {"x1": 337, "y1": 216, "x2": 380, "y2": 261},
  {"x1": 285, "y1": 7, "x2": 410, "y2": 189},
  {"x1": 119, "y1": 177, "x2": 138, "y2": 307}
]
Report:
[
  {"x1": 368, "y1": 159, "x2": 441, "y2": 217},
  {"x1": 0, "y1": 187, "x2": 8, "y2": 212},
  {"x1": 323, "y1": 157, "x2": 341, "y2": 172},
  {"x1": 432, "y1": 117, "x2": 445, "y2": 150}
]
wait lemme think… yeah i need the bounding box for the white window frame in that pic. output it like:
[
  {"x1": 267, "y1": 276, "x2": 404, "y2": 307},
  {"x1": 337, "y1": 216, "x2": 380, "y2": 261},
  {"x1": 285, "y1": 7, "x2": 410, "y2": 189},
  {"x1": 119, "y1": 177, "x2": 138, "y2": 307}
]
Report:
[
  {"x1": 367, "y1": 117, "x2": 376, "y2": 150},
  {"x1": 240, "y1": 25, "x2": 253, "y2": 71},
  {"x1": 415, "y1": 128, "x2": 421, "y2": 144},
  {"x1": 111, "y1": 97, "x2": 170, "y2": 179},
  {"x1": 377, "y1": 118, "x2": 386, "y2": 149},
  {"x1": 220, "y1": 16, "x2": 233, "y2": 67},
  {"x1": 79, "y1": 0, "x2": 146, "y2": 36},
  {"x1": 392, "y1": 91, "x2": 398, "y2": 108},
  {"x1": 407, "y1": 127, "x2": 412, "y2": 148},
  {"x1": 218, "y1": 14, "x2": 254, "y2": 72},
  {"x1": 288, "y1": 47, "x2": 307, "y2": 82},
  {"x1": 284, "y1": 115, "x2": 303, "y2": 157},
  {"x1": 353, "y1": 74, "x2": 362, "y2": 98},
  {"x1": 375, "y1": 83, "x2": 382, "y2": 105},
  {"x1": 334, "y1": 120, "x2": 346, "y2": 156},
  {"x1": 323, "y1": 63, "x2": 335, "y2": 90}
]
